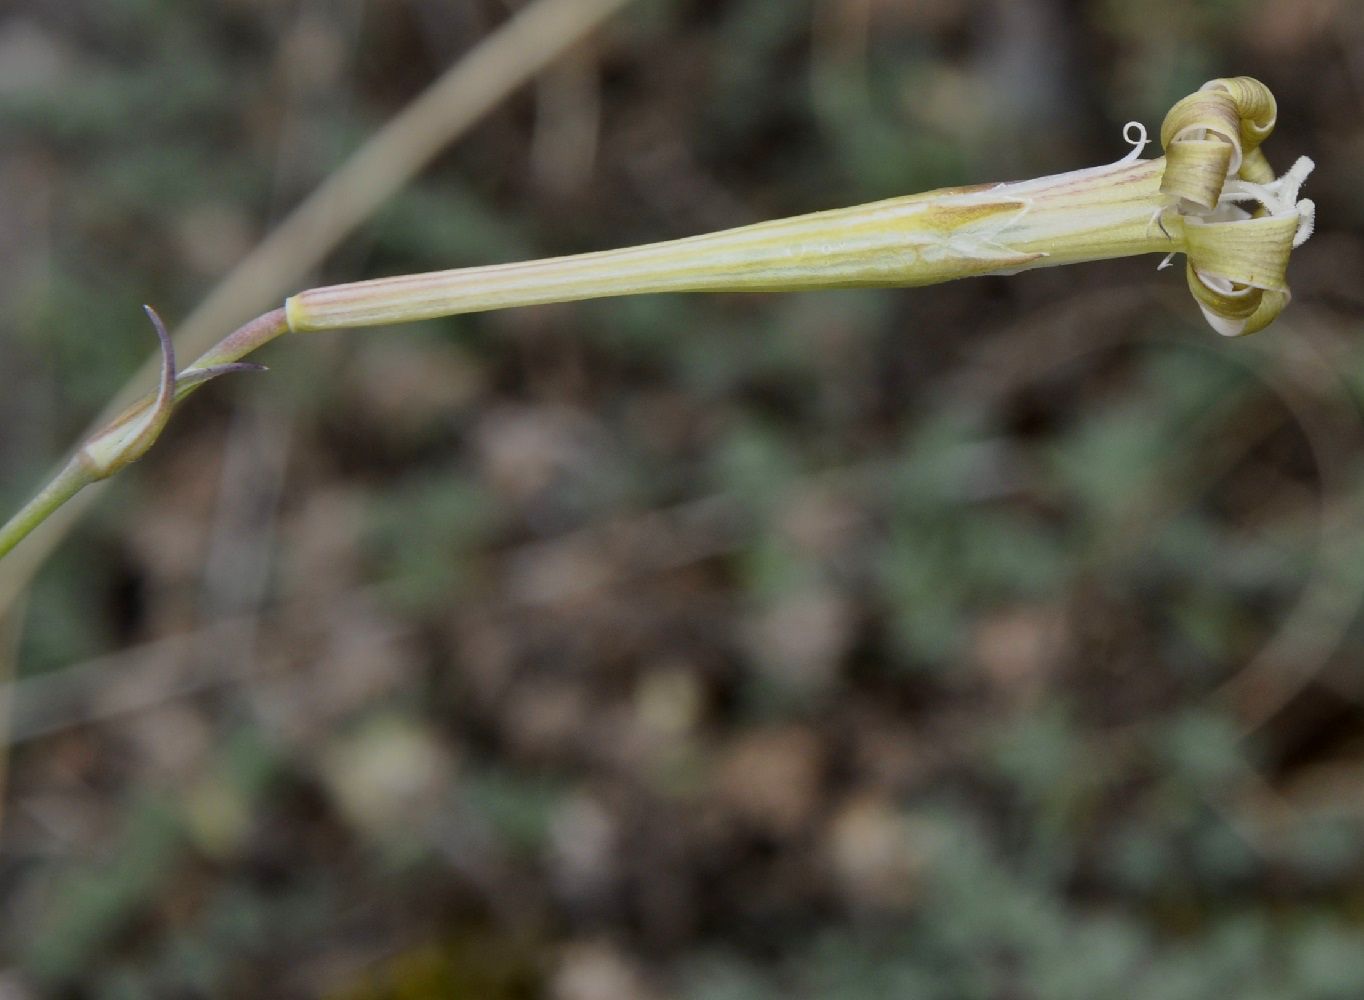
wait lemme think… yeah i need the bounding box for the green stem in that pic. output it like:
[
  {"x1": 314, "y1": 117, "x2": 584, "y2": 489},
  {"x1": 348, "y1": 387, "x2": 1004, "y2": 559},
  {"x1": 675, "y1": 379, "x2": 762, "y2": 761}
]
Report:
[
  {"x1": 0, "y1": 458, "x2": 95, "y2": 561},
  {"x1": 181, "y1": 307, "x2": 289, "y2": 378}
]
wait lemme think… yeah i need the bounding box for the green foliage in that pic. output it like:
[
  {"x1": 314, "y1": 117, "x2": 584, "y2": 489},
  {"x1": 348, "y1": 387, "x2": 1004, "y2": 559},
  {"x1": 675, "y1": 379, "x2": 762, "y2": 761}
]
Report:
[
  {"x1": 460, "y1": 766, "x2": 567, "y2": 856},
  {"x1": 27, "y1": 795, "x2": 186, "y2": 981},
  {"x1": 365, "y1": 467, "x2": 497, "y2": 610}
]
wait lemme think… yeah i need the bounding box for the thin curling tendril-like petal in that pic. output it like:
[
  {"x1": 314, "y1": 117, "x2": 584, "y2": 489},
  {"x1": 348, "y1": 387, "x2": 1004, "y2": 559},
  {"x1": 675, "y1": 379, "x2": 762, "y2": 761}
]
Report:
[
  {"x1": 1158, "y1": 77, "x2": 1312, "y2": 337},
  {"x1": 1202, "y1": 76, "x2": 1277, "y2": 154},
  {"x1": 1184, "y1": 213, "x2": 1298, "y2": 292}
]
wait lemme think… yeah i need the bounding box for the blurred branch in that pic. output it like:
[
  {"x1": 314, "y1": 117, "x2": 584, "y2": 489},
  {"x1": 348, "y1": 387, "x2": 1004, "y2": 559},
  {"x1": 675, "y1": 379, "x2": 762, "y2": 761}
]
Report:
[
  {"x1": 0, "y1": 592, "x2": 24, "y2": 839},
  {"x1": 0, "y1": 0, "x2": 636, "y2": 620},
  {"x1": 0, "y1": 616, "x2": 273, "y2": 746}
]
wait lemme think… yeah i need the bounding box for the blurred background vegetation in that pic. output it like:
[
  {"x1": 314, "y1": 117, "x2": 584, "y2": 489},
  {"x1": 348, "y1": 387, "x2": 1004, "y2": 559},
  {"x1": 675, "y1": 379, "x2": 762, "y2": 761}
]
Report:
[{"x1": 3, "y1": 0, "x2": 1364, "y2": 996}]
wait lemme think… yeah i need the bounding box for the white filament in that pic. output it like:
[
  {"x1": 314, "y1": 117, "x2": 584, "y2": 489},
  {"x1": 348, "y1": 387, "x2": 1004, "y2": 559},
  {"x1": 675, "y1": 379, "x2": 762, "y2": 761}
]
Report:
[{"x1": 1120, "y1": 121, "x2": 1150, "y2": 164}]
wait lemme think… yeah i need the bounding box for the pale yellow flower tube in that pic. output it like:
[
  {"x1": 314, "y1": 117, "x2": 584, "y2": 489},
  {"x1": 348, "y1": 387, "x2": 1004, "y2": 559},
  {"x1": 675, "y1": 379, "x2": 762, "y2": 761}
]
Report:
[
  {"x1": 286, "y1": 155, "x2": 1178, "y2": 331},
  {"x1": 284, "y1": 76, "x2": 1312, "y2": 341}
]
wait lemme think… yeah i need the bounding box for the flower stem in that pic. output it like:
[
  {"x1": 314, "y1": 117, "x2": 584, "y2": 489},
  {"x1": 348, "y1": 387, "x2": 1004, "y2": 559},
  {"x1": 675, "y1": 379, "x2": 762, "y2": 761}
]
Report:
[{"x1": 0, "y1": 459, "x2": 94, "y2": 562}]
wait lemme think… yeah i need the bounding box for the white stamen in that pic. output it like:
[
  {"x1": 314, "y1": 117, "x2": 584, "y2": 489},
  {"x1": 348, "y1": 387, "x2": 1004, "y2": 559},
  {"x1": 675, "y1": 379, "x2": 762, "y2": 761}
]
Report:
[
  {"x1": 1120, "y1": 121, "x2": 1150, "y2": 164},
  {"x1": 1293, "y1": 198, "x2": 1316, "y2": 247},
  {"x1": 1279, "y1": 156, "x2": 1315, "y2": 201}
]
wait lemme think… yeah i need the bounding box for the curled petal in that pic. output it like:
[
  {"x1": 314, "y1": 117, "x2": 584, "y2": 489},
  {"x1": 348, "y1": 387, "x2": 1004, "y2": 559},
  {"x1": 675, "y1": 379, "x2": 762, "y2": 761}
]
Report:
[
  {"x1": 1240, "y1": 287, "x2": 1292, "y2": 336},
  {"x1": 1186, "y1": 264, "x2": 1263, "y2": 337},
  {"x1": 1201, "y1": 76, "x2": 1277, "y2": 156},
  {"x1": 1182, "y1": 209, "x2": 1298, "y2": 338},
  {"x1": 1160, "y1": 138, "x2": 1236, "y2": 211},
  {"x1": 1160, "y1": 90, "x2": 1242, "y2": 160},
  {"x1": 1238, "y1": 147, "x2": 1276, "y2": 185},
  {"x1": 1160, "y1": 88, "x2": 1243, "y2": 209},
  {"x1": 1159, "y1": 78, "x2": 1310, "y2": 336},
  {"x1": 1183, "y1": 212, "x2": 1298, "y2": 293},
  {"x1": 1188, "y1": 276, "x2": 1291, "y2": 338}
]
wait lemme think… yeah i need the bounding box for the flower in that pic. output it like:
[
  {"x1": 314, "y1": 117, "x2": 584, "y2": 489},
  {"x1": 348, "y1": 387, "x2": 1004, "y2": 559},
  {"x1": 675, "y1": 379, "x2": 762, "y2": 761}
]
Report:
[
  {"x1": 1158, "y1": 76, "x2": 1314, "y2": 336},
  {"x1": 283, "y1": 77, "x2": 1312, "y2": 339}
]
